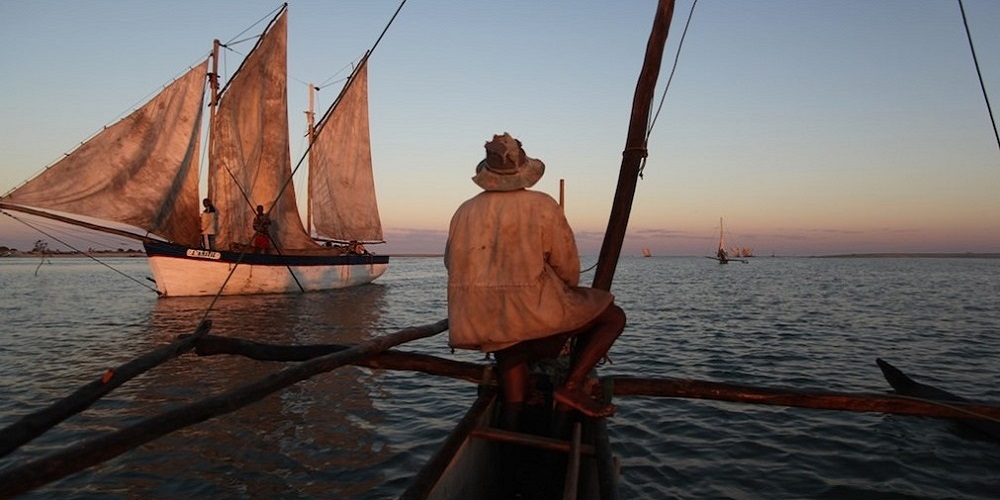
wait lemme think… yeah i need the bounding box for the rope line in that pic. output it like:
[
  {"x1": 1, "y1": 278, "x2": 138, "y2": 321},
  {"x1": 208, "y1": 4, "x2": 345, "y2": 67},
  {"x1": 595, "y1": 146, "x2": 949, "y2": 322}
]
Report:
[
  {"x1": 957, "y1": 0, "x2": 1000, "y2": 156},
  {"x1": 638, "y1": 0, "x2": 699, "y2": 179},
  {"x1": 0, "y1": 210, "x2": 160, "y2": 295}
]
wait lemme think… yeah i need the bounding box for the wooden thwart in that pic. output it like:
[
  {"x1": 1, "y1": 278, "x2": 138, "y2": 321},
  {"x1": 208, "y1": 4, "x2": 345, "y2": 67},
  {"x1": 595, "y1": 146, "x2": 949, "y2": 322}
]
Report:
[{"x1": 470, "y1": 426, "x2": 595, "y2": 456}]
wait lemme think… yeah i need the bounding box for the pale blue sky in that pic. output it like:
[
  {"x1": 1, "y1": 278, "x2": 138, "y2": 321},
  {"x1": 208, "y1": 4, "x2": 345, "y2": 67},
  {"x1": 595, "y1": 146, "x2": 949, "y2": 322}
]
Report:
[{"x1": 1, "y1": 0, "x2": 998, "y2": 256}]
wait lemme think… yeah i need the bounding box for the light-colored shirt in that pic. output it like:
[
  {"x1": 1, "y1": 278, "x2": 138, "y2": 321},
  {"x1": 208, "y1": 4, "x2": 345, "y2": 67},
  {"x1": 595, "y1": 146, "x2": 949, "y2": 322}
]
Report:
[
  {"x1": 200, "y1": 209, "x2": 218, "y2": 235},
  {"x1": 445, "y1": 189, "x2": 613, "y2": 352}
]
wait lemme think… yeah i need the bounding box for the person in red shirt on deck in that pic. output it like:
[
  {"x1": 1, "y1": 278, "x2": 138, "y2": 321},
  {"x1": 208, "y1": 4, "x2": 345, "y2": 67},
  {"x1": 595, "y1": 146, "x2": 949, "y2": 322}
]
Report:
[{"x1": 251, "y1": 205, "x2": 271, "y2": 254}]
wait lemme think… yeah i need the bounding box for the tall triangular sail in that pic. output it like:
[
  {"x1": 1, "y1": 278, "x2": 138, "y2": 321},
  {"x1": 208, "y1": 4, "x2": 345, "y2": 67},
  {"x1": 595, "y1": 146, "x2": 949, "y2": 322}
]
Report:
[
  {"x1": 717, "y1": 217, "x2": 728, "y2": 263},
  {"x1": 309, "y1": 58, "x2": 384, "y2": 243},
  {"x1": 3, "y1": 63, "x2": 207, "y2": 246},
  {"x1": 209, "y1": 8, "x2": 316, "y2": 251}
]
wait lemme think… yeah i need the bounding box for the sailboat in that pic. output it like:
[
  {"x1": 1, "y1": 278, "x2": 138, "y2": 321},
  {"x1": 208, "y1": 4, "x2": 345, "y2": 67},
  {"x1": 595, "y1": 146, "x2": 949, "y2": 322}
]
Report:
[
  {"x1": 712, "y1": 217, "x2": 729, "y2": 264},
  {"x1": 707, "y1": 218, "x2": 749, "y2": 264},
  {"x1": 0, "y1": 5, "x2": 388, "y2": 297}
]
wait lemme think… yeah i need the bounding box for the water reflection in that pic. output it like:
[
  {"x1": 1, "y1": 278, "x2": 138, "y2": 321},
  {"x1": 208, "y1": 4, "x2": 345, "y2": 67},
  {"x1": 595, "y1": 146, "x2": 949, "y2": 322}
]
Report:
[{"x1": 96, "y1": 285, "x2": 394, "y2": 497}]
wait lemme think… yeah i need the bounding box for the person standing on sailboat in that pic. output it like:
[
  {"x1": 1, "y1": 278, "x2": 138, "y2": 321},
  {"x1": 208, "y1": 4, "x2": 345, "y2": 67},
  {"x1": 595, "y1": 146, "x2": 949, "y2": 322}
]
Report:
[
  {"x1": 252, "y1": 205, "x2": 271, "y2": 254},
  {"x1": 445, "y1": 133, "x2": 625, "y2": 419},
  {"x1": 200, "y1": 198, "x2": 218, "y2": 250}
]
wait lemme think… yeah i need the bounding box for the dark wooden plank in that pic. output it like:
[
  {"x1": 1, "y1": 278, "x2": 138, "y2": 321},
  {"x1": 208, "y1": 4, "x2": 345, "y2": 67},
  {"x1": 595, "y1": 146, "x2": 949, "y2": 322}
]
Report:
[
  {"x1": 612, "y1": 376, "x2": 1000, "y2": 420},
  {"x1": 0, "y1": 320, "x2": 212, "y2": 458},
  {"x1": 0, "y1": 319, "x2": 447, "y2": 497}
]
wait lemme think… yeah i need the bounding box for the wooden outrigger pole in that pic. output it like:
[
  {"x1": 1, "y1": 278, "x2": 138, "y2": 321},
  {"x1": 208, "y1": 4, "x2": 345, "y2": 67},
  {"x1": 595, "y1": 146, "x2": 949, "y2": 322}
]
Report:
[
  {"x1": 587, "y1": 1, "x2": 676, "y2": 497},
  {"x1": 592, "y1": 0, "x2": 675, "y2": 292}
]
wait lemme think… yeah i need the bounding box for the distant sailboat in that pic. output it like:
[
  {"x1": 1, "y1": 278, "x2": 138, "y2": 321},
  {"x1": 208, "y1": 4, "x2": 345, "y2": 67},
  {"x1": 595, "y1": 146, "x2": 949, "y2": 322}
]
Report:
[
  {"x1": 707, "y1": 217, "x2": 747, "y2": 264},
  {"x1": 642, "y1": 247, "x2": 652, "y2": 258},
  {"x1": 0, "y1": 6, "x2": 389, "y2": 297},
  {"x1": 711, "y1": 217, "x2": 729, "y2": 264}
]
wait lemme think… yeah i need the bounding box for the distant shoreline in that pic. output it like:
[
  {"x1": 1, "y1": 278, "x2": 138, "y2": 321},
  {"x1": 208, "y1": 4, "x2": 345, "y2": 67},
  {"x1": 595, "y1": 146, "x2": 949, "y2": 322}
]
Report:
[
  {"x1": 0, "y1": 251, "x2": 147, "y2": 258},
  {"x1": 814, "y1": 253, "x2": 1000, "y2": 259}
]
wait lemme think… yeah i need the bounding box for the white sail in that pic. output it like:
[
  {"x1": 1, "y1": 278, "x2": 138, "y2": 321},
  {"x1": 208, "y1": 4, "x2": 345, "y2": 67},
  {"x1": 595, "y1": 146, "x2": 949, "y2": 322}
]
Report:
[
  {"x1": 309, "y1": 59, "x2": 384, "y2": 243},
  {"x1": 209, "y1": 10, "x2": 316, "y2": 252},
  {"x1": 3, "y1": 63, "x2": 208, "y2": 246}
]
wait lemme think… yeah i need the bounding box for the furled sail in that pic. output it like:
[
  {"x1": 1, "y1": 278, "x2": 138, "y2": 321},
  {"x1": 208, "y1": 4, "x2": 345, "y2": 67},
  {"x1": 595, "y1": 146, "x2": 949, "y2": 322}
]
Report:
[
  {"x1": 309, "y1": 59, "x2": 384, "y2": 243},
  {"x1": 209, "y1": 8, "x2": 317, "y2": 252},
  {"x1": 2, "y1": 63, "x2": 207, "y2": 246}
]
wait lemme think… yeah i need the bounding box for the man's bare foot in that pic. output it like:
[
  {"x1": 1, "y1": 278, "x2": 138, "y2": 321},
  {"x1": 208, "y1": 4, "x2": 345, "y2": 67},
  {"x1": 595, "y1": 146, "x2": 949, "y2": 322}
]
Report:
[{"x1": 553, "y1": 385, "x2": 616, "y2": 418}]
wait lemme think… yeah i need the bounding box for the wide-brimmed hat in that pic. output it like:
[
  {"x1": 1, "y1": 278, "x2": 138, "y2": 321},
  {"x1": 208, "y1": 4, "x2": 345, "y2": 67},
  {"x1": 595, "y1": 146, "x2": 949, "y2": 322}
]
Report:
[{"x1": 472, "y1": 133, "x2": 545, "y2": 191}]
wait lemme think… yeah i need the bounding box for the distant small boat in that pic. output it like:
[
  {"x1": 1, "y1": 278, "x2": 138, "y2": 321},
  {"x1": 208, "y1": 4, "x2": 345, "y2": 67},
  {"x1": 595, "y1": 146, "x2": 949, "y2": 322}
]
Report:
[
  {"x1": 714, "y1": 218, "x2": 729, "y2": 264},
  {"x1": 707, "y1": 217, "x2": 746, "y2": 264},
  {"x1": 642, "y1": 247, "x2": 652, "y2": 258}
]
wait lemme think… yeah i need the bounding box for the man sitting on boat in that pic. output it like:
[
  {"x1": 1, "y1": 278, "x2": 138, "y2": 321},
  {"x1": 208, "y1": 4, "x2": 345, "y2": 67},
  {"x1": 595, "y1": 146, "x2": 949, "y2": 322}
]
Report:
[
  {"x1": 445, "y1": 133, "x2": 626, "y2": 419},
  {"x1": 251, "y1": 205, "x2": 271, "y2": 254}
]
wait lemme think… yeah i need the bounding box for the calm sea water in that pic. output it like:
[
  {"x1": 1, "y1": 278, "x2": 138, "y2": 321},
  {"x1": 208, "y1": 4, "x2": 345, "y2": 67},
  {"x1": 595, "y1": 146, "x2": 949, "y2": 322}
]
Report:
[{"x1": 0, "y1": 255, "x2": 998, "y2": 499}]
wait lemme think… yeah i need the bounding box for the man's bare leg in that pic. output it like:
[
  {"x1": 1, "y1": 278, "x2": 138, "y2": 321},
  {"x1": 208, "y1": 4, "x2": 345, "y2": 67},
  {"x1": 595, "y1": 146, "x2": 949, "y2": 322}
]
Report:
[
  {"x1": 500, "y1": 361, "x2": 530, "y2": 403},
  {"x1": 499, "y1": 361, "x2": 529, "y2": 430},
  {"x1": 553, "y1": 304, "x2": 625, "y2": 417}
]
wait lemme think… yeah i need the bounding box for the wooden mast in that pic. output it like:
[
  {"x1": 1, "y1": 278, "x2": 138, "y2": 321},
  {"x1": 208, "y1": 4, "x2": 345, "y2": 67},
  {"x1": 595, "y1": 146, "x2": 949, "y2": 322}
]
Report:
[
  {"x1": 208, "y1": 39, "x2": 220, "y2": 199},
  {"x1": 306, "y1": 82, "x2": 316, "y2": 234},
  {"x1": 592, "y1": 0, "x2": 675, "y2": 292},
  {"x1": 589, "y1": 2, "x2": 675, "y2": 498},
  {"x1": 718, "y1": 217, "x2": 728, "y2": 263}
]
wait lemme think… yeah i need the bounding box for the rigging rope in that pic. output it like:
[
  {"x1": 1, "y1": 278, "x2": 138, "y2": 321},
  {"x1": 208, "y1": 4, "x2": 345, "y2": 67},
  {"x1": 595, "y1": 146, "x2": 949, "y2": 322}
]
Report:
[
  {"x1": 638, "y1": 0, "x2": 699, "y2": 180},
  {"x1": 957, "y1": 0, "x2": 1000, "y2": 156},
  {"x1": 0, "y1": 210, "x2": 160, "y2": 295}
]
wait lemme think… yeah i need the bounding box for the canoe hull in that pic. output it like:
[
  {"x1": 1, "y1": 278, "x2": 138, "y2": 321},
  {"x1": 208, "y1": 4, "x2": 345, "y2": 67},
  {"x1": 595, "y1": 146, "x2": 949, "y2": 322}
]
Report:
[
  {"x1": 143, "y1": 241, "x2": 388, "y2": 297},
  {"x1": 406, "y1": 388, "x2": 614, "y2": 500}
]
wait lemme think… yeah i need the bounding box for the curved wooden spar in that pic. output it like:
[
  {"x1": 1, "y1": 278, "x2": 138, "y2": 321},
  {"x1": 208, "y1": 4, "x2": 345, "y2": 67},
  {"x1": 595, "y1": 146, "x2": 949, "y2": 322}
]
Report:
[
  {"x1": 612, "y1": 376, "x2": 1000, "y2": 421},
  {"x1": 0, "y1": 319, "x2": 447, "y2": 498},
  {"x1": 592, "y1": 0, "x2": 675, "y2": 292},
  {"x1": 0, "y1": 320, "x2": 212, "y2": 458}
]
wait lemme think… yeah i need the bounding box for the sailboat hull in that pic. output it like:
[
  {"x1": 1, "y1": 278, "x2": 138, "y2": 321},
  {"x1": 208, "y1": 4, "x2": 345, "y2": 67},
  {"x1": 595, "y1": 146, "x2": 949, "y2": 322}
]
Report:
[{"x1": 143, "y1": 241, "x2": 388, "y2": 297}]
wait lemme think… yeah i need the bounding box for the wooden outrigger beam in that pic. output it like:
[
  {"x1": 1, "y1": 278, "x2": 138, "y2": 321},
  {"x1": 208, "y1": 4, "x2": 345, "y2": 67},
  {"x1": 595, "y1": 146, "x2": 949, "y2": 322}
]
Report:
[
  {"x1": 186, "y1": 334, "x2": 1000, "y2": 423},
  {"x1": 188, "y1": 333, "x2": 484, "y2": 383},
  {"x1": 188, "y1": 334, "x2": 1000, "y2": 423},
  {"x1": 0, "y1": 319, "x2": 448, "y2": 498},
  {"x1": 0, "y1": 320, "x2": 212, "y2": 458},
  {"x1": 612, "y1": 376, "x2": 1000, "y2": 421}
]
